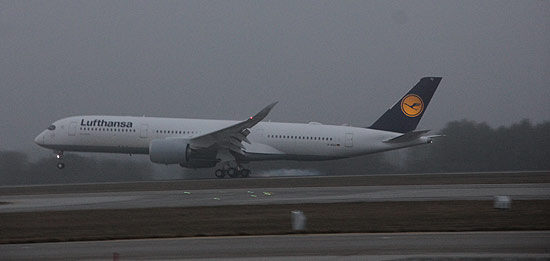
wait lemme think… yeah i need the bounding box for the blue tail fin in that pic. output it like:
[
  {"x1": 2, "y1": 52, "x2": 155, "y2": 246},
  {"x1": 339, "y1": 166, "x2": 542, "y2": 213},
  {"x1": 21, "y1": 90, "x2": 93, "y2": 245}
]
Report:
[{"x1": 369, "y1": 77, "x2": 442, "y2": 133}]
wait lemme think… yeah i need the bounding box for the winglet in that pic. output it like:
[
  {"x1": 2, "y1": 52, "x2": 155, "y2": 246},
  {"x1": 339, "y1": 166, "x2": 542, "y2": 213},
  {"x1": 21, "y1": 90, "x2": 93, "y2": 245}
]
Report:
[{"x1": 248, "y1": 101, "x2": 278, "y2": 124}]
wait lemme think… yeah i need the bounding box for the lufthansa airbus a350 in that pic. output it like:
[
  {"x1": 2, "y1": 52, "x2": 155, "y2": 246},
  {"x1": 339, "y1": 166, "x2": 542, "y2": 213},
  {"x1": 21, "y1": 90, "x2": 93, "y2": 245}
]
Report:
[{"x1": 35, "y1": 77, "x2": 442, "y2": 178}]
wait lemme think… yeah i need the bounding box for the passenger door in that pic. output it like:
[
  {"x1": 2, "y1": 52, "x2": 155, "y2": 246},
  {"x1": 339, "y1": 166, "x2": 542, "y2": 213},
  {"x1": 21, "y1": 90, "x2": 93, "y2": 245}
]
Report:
[
  {"x1": 68, "y1": 122, "x2": 77, "y2": 136},
  {"x1": 345, "y1": 133, "x2": 353, "y2": 148},
  {"x1": 140, "y1": 124, "x2": 148, "y2": 138}
]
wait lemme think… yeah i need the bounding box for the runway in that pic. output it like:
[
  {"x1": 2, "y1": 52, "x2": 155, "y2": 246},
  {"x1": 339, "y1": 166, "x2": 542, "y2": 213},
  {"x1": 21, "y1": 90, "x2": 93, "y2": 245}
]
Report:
[
  {"x1": 2, "y1": 171, "x2": 549, "y2": 196},
  {"x1": 1, "y1": 173, "x2": 549, "y2": 257},
  {"x1": 1, "y1": 231, "x2": 549, "y2": 260},
  {"x1": 1, "y1": 183, "x2": 549, "y2": 213}
]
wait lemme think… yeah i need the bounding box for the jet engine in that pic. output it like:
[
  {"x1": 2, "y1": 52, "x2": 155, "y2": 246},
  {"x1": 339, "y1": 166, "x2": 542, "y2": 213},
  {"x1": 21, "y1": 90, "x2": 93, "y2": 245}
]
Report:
[{"x1": 149, "y1": 139, "x2": 217, "y2": 168}]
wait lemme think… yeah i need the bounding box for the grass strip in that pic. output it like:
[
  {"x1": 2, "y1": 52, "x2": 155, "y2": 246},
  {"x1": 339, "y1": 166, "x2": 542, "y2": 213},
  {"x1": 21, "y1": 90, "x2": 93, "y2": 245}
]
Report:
[{"x1": 1, "y1": 200, "x2": 549, "y2": 244}]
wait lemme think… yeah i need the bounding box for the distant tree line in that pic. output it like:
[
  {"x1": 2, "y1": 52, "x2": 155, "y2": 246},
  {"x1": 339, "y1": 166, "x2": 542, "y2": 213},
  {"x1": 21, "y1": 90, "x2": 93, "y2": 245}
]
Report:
[
  {"x1": 0, "y1": 119, "x2": 548, "y2": 185},
  {"x1": 404, "y1": 119, "x2": 550, "y2": 173}
]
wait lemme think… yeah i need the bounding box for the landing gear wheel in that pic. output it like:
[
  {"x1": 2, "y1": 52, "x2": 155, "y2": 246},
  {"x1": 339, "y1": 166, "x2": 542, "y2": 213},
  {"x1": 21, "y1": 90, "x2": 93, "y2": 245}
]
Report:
[
  {"x1": 227, "y1": 167, "x2": 239, "y2": 178},
  {"x1": 56, "y1": 162, "x2": 65, "y2": 169},
  {"x1": 215, "y1": 169, "x2": 225, "y2": 178},
  {"x1": 240, "y1": 169, "x2": 250, "y2": 178}
]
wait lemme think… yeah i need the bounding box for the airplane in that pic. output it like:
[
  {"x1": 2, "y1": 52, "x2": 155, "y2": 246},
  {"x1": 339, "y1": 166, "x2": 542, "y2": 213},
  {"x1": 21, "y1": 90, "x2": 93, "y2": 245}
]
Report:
[{"x1": 35, "y1": 77, "x2": 442, "y2": 178}]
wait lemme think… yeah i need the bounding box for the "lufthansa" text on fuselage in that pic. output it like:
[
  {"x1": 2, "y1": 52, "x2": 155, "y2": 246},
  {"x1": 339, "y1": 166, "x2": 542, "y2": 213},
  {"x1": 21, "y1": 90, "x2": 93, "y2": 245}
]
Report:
[{"x1": 80, "y1": 119, "x2": 133, "y2": 128}]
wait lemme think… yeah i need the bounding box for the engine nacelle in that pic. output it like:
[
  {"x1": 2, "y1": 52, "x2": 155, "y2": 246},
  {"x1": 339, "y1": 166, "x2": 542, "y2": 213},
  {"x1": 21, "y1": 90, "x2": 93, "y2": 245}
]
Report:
[
  {"x1": 149, "y1": 139, "x2": 190, "y2": 164},
  {"x1": 149, "y1": 139, "x2": 217, "y2": 168}
]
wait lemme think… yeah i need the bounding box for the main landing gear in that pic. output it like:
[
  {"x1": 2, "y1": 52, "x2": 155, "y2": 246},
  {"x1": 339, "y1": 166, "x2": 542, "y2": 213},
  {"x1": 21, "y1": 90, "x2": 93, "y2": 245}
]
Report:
[
  {"x1": 55, "y1": 151, "x2": 65, "y2": 169},
  {"x1": 214, "y1": 165, "x2": 251, "y2": 178}
]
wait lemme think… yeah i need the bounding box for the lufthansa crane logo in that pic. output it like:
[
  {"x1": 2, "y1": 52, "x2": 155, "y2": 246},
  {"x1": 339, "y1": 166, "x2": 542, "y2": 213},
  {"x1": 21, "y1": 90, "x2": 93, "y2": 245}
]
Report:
[{"x1": 401, "y1": 94, "x2": 424, "y2": 117}]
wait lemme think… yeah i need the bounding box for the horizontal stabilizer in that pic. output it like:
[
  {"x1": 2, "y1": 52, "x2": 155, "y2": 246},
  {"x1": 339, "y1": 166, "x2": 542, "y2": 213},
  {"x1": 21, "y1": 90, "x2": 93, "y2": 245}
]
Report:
[
  {"x1": 426, "y1": 134, "x2": 445, "y2": 139},
  {"x1": 383, "y1": 129, "x2": 430, "y2": 143}
]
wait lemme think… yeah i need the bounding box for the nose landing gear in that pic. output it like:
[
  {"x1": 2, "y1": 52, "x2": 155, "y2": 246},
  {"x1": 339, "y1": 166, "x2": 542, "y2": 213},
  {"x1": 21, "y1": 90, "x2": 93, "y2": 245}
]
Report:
[{"x1": 55, "y1": 151, "x2": 65, "y2": 169}]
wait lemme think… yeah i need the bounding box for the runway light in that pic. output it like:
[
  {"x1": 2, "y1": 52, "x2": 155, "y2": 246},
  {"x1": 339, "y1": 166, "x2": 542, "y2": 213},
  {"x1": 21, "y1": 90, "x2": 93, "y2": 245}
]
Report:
[
  {"x1": 247, "y1": 191, "x2": 254, "y2": 194},
  {"x1": 250, "y1": 195, "x2": 257, "y2": 198},
  {"x1": 183, "y1": 192, "x2": 191, "y2": 195},
  {"x1": 263, "y1": 192, "x2": 272, "y2": 196},
  {"x1": 213, "y1": 197, "x2": 221, "y2": 200}
]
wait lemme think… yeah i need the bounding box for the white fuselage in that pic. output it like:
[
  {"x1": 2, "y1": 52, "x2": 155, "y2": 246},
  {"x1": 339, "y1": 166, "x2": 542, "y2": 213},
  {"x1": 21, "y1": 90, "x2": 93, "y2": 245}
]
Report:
[{"x1": 35, "y1": 115, "x2": 430, "y2": 163}]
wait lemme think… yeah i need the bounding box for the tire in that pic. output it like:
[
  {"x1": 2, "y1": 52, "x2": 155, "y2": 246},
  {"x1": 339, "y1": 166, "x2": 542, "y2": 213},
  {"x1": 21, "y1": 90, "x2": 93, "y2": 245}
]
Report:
[
  {"x1": 215, "y1": 169, "x2": 225, "y2": 178},
  {"x1": 227, "y1": 168, "x2": 239, "y2": 178},
  {"x1": 240, "y1": 169, "x2": 250, "y2": 178},
  {"x1": 56, "y1": 162, "x2": 65, "y2": 169}
]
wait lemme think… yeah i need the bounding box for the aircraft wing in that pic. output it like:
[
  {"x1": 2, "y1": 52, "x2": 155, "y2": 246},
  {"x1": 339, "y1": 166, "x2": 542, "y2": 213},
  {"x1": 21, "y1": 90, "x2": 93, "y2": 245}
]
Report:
[
  {"x1": 383, "y1": 129, "x2": 431, "y2": 143},
  {"x1": 188, "y1": 102, "x2": 278, "y2": 155}
]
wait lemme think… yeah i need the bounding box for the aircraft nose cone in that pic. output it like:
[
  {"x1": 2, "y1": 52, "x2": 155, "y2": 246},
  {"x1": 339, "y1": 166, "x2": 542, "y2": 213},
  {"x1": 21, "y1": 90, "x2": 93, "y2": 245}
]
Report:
[{"x1": 34, "y1": 133, "x2": 44, "y2": 145}]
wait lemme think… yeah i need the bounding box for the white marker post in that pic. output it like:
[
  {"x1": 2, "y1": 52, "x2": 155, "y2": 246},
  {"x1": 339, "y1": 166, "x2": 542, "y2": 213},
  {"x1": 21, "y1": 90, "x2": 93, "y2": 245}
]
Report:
[
  {"x1": 494, "y1": 196, "x2": 512, "y2": 210},
  {"x1": 291, "y1": 210, "x2": 307, "y2": 231}
]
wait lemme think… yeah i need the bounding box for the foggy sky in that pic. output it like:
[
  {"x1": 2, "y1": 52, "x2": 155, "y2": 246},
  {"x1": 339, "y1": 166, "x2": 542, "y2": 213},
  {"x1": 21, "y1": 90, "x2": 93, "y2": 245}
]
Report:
[{"x1": 1, "y1": 0, "x2": 549, "y2": 156}]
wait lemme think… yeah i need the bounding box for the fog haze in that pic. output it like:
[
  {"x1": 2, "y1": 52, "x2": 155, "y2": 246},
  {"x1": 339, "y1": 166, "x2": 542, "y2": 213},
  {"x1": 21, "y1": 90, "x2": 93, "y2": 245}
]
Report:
[{"x1": 1, "y1": 1, "x2": 549, "y2": 155}]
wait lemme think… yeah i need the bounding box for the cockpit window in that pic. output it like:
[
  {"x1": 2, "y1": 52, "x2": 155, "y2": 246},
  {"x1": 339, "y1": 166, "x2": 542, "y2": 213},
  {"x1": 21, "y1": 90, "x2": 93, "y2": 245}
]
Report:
[{"x1": 47, "y1": 125, "x2": 56, "y2": 131}]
